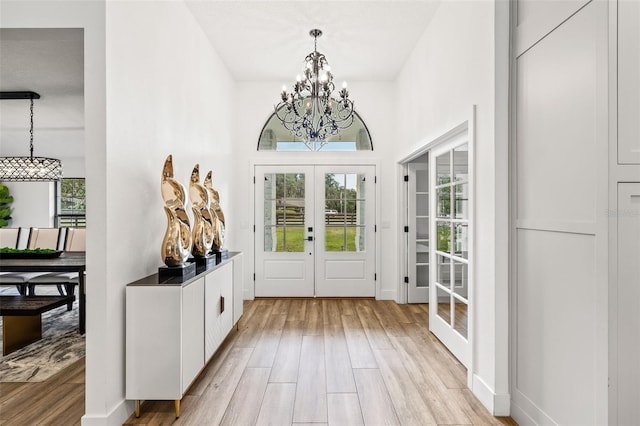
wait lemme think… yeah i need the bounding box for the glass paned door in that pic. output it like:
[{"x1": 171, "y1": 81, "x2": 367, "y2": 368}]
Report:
[
  {"x1": 315, "y1": 166, "x2": 376, "y2": 297},
  {"x1": 408, "y1": 161, "x2": 429, "y2": 303},
  {"x1": 430, "y1": 141, "x2": 471, "y2": 368},
  {"x1": 255, "y1": 165, "x2": 315, "y2": 297},
  {"x1": 255, "y1": 164, "x2": 376, "y2": 298}
]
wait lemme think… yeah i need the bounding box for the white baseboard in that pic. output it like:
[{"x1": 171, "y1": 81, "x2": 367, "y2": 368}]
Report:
[
  {"x1": 472, "y1": 374, "x2": 511, "y2": 416},
  {"x1": 378, "y1": 289, "x2": 396, "y2": 300},
  {"x1": 81, "y1": 399, "x2": 132, "y2": 426}
]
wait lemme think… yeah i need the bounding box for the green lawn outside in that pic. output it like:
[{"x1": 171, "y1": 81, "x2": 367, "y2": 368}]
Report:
[{"x1": 273, "y1": 226, "x2": 359, "y2": 252}]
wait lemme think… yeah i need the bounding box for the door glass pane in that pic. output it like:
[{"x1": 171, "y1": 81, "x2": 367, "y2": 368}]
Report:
[
  {"x1": 416, "y1": 251, "x2": 429, "y2": 264},
  {"x1": 436, "y1": 221, "x2": 451, "y2": 253},
  {"x1": 345, "y1": 226, "x2": 364, "y2": 251},
  {"x1": 454, "y1": 144, "x2": 468, "y2": 182},
  {"x1": 325, "y1": 226, "x2": 345, "y2": 251},
  {"x1": 417, "y1": 217, "x2": 429, "y2": 239},
  {"x1": 453, "y1": 297, "x2": 468, "y2": 338},
  {"x1": 416, "y1": 193, "x2": 428, "y2": 216},
  {"x1": 453, "y1": 261, "x2": 468, "y2": 298},
  {"x1": 417, "y1": 264, "x2": 429, "y2": 287},
  {"x1": 264, "y1": 200, "x2": 276, "y2": 227},
  {"x1": 436, "y1": 254, "x2": 451, "y2": 288},
  {"x1": 436, "y1": 188, "x2": 451, "y2": 218},
  {"x1": 453, "y1": 223, "x2": 468, "y2": 259},
  {"x1": 326, "y1": 172, "x2": 366, "y2": 252},
  {"x1": 436, "y1": 152, "x2": 451, "y2": 185},
  {"x1": 437, "y1": 285, "x2": 451, "y2": 324},
  {"x1": 355, "y1": 201, "x2": 366, "y2": 225},
  {"x1": 416, "y1": 168, "x2": 428, "y2": 192},
  {"x1": 264, "y1": 172, "x2": 305, "y2": 253},
  {"x1": 454, "y1": 183, "x2": 468, "y2": 219},
  {"x1": 353, "y1": 226, "x2": 365, "y2": 252}
]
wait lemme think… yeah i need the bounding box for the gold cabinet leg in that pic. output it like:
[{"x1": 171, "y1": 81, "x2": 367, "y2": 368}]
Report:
[
  {"x1": 175, "y1": 399, "x2": 181, "y2": 418},
  {"x1": 135, "y1": 400, "x2": 140, "y2": 418}
]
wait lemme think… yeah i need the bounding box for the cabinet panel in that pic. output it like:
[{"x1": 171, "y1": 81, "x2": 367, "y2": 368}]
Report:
[
  {"x1": 616, "y1": 184, "x2": 640, "y2": 423},
  {"x1": 233, "y1": 253, "x2": 244, "y2": 325},
  {"x1": 182, "y1": 278, "x2": 204, "y2": 392},
  {"x1": 618, "y1": 0, "x2": 640, "y2": 164},
  {"x1": 126, "y1": 285, "x2": 182, "y2": 400},
  {"x1": 205, "y1": 262, "x2": 233, "y2": 360}
]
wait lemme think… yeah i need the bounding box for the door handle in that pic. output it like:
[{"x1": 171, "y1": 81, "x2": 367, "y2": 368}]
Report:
[{"x1": 307, "y1": 236, "x2": 314, "y2": 241}]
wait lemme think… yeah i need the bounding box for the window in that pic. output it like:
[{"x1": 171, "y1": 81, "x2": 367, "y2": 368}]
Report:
[
  {"x1": 257, "y1": 107, "x2": 373, "y2": 151},
  {"x1": 57, "y1": 178, "x2": 86, "y2": 227}
]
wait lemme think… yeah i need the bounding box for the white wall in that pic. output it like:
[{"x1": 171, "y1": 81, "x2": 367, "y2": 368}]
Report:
[
  {"x1": 98, "y1": 2, "x2": 235, "y2": 423},
  {"x1": 2, "y1": 181, "x2": 55, "y2": 228},
  {"x1": 511, "y1": 0, "x2": 609, "y2": 424},
  {"x1": 394, "y1": 0, "x2": 510, "y2": 415},
  {"x1": 231, "y1": 80, "x2": 396, "y2": 300}
]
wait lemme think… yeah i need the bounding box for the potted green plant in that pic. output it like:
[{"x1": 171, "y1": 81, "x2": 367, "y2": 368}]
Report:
[{"x1": 0, "y1": 183, "x2": 14, "y2": 228}]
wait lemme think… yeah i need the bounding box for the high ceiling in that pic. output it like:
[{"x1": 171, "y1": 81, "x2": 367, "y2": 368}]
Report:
[{"x1": 0, "y1": 1, "x2": 439, "y2": 159}]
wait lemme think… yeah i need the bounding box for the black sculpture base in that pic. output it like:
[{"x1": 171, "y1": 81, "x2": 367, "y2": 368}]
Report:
[
  {"x1": 210, "y1": 249, "x2": 229, "y2": 263},
  {"x1": 158, "y1": 261, "x2": 196, "y2": 282},
  {"x1": 190, "y1": 254, "x2": 218, "y2": 273}
]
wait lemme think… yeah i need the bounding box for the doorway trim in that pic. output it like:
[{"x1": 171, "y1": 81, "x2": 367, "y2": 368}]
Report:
[
  {"x1": 250, "y1": 156, "x2": 381, "y2": 300},
  {"x1": 397, "y1": 106, "x2": 476, "y2": 308}
]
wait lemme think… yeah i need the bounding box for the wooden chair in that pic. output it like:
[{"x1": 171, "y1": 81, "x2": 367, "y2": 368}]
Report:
[{"x1": 27, "y1": 228, "x2": 85, "y2": 309}]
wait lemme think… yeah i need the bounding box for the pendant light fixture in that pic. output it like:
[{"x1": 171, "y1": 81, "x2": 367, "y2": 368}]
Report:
[
  {"x1": 0, "y1": 91, "x2": 62, "y2": 182},
  {"x1": 275, "y1": 29, "x2": 355, "y2": 151}
]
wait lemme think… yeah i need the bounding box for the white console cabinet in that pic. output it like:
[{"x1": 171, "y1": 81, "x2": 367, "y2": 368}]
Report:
[{"x1": 125, "y1": 253, "x2": 243, "y2": 418}]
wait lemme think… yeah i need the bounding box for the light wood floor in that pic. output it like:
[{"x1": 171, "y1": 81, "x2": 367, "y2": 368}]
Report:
[{"x1": 0, "y1": 299, "x2": 517, "y2": 425}]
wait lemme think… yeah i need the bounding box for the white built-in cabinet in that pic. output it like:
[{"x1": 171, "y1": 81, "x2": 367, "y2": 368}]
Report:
[{"x1": 125, "y1": 252, "x2": 243, "y2": 418}]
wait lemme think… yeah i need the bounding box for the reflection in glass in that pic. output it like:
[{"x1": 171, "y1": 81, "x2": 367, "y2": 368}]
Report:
[
  {"x1": 416, "y1": 168, "x2": 428, "y2": 193},
  {"x1": 436, "y1": 152, "x2": 451, "y2": 185},
  {"x1": 453, "y1": 297, "x2": 468, "y2": 338},
  {"x1": 417, "y1": 265, "x2": 429, "y2": 287},
  {"x1": 437, "y1": 285, "x2": 451, "y2": 324},
  {"x1": 453, "y1": 261, "x2": 468, "y2": 298},
  {"x1": 416, "y1": 251, "x2": 429, "y2": 264},
  {"x1": 453, "y1": 223, "x2": 468, "y2": 259},
  {"x1": 437, "y1": 188, "x2": 451, "y2": 218},
  {"x1": 416, "y1": 193, "x2": 428, "y2": 216},
  {"x1": 454, "y1": 183, "x2": 468, "y2": 219},
  {"x1": 454, "y1": 143, "x2": 468, "y2": 182},
  {"x1": 416, "y1": 217, "x2": 429, "y2": 240},
  {"x1": 436, "y1": 254, "x2": 451, "y2": 287},
  {"x1": 437, "y1": 221, "x2": 451, "y2": 253}
]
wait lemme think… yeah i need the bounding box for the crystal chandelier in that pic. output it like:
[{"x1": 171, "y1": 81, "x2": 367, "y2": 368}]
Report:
[
  {"x1": 275, "y1": 29, "x2": 355, "y2": 151},
  {"x1": 0, "y1": 91, "x2": 62, "y2": 182}
]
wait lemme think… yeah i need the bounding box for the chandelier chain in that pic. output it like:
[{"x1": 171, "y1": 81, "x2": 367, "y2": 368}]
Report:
[{"x1": 29, "y1": 97, "x2": 34, "y2": 160}]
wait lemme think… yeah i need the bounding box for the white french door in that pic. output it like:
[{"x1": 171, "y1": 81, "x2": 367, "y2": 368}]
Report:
[
  {"x1": 429, "y1": 140, "x2": 472, "y2": 368},
  {"x1": 254, "y1": 165, "x2": 376, "y2": 297}
]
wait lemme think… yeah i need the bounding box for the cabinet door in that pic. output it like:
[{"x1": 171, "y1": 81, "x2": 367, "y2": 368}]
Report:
[
  {"x1": 126, "y1": 285, "x2": 182, "y2": 400},
  {"x1": 182, "y1": 278, "x2": 204, "y2": 393},
  {"x1": 205, "y1": 262, "x2": 234, "y2": 360}
]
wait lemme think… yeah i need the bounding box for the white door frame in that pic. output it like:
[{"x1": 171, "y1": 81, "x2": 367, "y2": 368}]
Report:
[
  {"x1": 251, "y1": 157, "x2": 381, "y2": 300},
  {"x1": 396, "y1": 107, "x2": 475, "y2": 385}
]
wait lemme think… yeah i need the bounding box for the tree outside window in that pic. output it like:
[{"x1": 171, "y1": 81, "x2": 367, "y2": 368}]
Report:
[{"x1": 58, "y1": 178, "x2": 86, "y2": 227}]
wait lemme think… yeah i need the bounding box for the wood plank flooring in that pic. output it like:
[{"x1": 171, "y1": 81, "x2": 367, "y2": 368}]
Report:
[
  {"x1": 0, "y1": 299, "x2": 518, "y2": 426},
  {"x1": 127, "y1": 299, "x2": 516, "y2": 425}
]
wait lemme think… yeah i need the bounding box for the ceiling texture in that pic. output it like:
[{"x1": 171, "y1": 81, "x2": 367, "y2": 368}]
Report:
[{"x1": 0, "y1": 1, "x2": 439, "y2": 158}]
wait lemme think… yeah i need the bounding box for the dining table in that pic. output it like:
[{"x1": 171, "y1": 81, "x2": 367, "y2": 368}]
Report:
[{"x1": 0, "y1": 251, "x2": 86, "y2": 334}]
